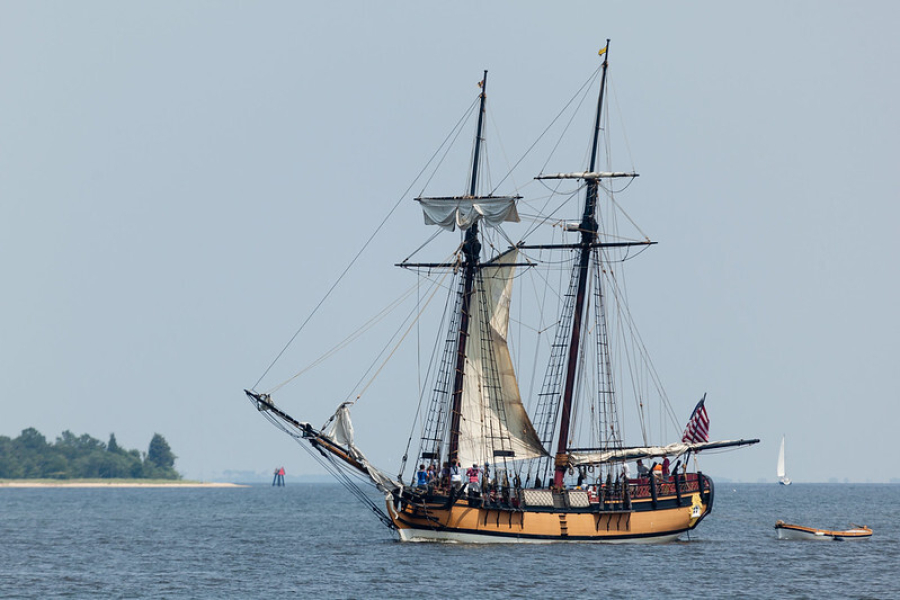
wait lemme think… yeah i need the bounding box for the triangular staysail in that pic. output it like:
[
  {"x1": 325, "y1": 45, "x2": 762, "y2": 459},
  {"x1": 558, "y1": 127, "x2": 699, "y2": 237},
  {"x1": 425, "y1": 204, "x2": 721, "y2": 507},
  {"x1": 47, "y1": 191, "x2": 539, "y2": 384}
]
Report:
[{"x1": 324, "y1": 404, "x2": 403, "y2": 492}]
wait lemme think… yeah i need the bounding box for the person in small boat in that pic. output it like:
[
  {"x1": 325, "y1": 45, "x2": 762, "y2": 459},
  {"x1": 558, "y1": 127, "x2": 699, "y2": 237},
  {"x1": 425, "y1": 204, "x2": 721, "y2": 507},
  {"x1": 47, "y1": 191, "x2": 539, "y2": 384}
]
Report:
[
  {"x1": 416, "y1": 464, "x2": 428, "y2": 489},
  {"x1": 637, "y1": 460, "x2": 649, "y2": 477}
]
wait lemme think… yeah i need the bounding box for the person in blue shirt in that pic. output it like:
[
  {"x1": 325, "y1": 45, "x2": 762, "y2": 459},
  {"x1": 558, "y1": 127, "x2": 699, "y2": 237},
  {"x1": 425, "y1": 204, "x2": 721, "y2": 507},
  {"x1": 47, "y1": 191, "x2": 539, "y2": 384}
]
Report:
[{"x1": 416, "y1": 464, "x2": 428, "y2": 489}]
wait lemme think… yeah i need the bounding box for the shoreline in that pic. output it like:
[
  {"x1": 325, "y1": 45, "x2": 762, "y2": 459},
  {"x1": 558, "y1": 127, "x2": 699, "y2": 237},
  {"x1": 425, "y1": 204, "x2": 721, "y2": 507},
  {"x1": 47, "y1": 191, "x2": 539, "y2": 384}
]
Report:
[{"x1": 0, "y1": 481, "x2": 246, "y2": 488}]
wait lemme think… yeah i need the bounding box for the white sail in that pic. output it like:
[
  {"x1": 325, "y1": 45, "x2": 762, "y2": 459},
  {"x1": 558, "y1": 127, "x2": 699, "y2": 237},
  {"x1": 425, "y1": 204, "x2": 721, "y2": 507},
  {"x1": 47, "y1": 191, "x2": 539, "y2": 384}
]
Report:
[
  {"x1": 777, "y1": 435, "x2": 791, "y2": 485},
  {"x1": 324, "y1": 404, "x2": 402, "y2": 493},
  {"x1": 457, "y1": 249, "x2": 548, "y2": 467},
  {"x1": 417, "y1": 196, "x2": 520, "y2": 231}
]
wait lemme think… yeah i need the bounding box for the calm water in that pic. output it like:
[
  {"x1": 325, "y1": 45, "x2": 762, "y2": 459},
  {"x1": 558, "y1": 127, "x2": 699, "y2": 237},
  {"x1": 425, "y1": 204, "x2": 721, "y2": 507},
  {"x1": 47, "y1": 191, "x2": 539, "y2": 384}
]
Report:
[{"x1": 1, "y1": 483, "x2": 897, "y2": 599}]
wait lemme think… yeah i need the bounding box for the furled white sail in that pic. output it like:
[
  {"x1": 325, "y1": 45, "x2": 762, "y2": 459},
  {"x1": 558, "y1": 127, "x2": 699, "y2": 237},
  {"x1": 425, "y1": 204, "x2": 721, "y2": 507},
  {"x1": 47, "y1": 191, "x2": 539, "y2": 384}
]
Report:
[
  {"x1": 324, "y1": 403, "x2": 402, "y2": 492},
  {"x1": 568, "y1": 439, "x2": 754, "y2": 466},
  {"x1": 456, "y1": 249, "x2": 547, "y2": 467},
  {"x1": 417, "y1": 195, "x2": 520, "y2": 231},
  {"x1": 535, "y1": 171, "x2": 639, "y2": 180}
]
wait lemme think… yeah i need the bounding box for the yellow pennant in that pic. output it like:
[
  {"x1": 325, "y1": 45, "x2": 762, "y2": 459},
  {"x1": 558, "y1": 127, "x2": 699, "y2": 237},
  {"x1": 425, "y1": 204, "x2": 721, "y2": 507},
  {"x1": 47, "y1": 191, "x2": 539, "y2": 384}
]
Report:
[{"x1": 598, "y1": 45, "x2": 607, "y2": 56}]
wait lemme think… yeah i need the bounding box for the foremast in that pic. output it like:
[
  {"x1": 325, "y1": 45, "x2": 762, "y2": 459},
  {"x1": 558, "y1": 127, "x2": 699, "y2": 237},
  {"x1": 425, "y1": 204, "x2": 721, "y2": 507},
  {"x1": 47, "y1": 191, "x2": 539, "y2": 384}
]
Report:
[
  {"x1": 448, "y1": 71, "x2": 488, "y2": 463},
  {"x1": 410, "y1": 73, "x2": 538, "y2": 472}
]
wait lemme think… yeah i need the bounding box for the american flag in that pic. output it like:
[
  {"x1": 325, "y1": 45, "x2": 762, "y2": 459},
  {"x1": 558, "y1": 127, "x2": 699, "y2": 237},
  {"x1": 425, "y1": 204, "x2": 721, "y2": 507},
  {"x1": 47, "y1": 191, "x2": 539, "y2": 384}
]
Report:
[{"x1": 682, "y1": 394, "x2": 709, "y2": 443}]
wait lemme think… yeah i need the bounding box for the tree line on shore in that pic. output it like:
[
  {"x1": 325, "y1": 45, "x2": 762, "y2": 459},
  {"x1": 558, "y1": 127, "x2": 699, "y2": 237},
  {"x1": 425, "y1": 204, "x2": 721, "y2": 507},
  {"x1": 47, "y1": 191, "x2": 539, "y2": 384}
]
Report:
[{"x1": 0, "y1": 428, "x2": 180, "y2": 480}]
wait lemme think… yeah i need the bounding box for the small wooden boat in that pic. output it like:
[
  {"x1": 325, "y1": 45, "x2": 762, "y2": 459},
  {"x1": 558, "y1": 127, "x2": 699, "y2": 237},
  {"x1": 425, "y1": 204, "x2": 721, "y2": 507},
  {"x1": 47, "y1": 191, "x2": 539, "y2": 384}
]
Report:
[{"x1": 775, "y1": 520, "x2": 872, "y2": 540}]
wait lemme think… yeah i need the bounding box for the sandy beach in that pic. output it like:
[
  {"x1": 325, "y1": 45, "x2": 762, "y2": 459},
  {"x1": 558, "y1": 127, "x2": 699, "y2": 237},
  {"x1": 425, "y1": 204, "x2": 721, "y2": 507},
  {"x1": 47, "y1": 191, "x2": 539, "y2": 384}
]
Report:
[{"x1": 0, "y1": 481, "x2": 246, "y2": 488}]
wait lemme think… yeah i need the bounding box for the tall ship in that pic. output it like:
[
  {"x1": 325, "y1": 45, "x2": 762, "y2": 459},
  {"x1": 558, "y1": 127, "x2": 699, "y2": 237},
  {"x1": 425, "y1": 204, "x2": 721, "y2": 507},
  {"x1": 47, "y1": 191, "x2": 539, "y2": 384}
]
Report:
[{"x1": 246, "y1": 42, "x2": 758, "y2": 543}]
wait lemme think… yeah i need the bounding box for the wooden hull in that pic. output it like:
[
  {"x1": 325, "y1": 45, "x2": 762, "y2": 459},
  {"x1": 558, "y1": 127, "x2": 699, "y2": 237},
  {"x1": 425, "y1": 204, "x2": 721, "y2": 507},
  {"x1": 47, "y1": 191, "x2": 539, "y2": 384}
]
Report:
[
  {"x1": 775, "y1": 521, "x2": 872, "y2": 540},
  {"x1": 388, "y1": 474, "x2": 713, "y2": 544}
]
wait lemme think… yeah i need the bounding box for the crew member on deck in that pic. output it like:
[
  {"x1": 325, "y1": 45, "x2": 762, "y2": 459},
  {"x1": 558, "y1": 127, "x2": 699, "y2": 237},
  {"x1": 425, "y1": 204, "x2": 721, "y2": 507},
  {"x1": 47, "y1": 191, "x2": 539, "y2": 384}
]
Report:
[
  {"x1": 466, "y1": 464, "x2": 480, "y2": 494},
  {"x1": 440, "y1": 461, "x2": 450, "y2": 491},
  {"x1": 450, "y1": 460, "x2": 462, "y2": 491},
  {"x1": 637, "y1": 460, "x2": 649, "y2": 477},
  {"x1": 416, "y1": 464, "x2": 428, "y2": 489}
]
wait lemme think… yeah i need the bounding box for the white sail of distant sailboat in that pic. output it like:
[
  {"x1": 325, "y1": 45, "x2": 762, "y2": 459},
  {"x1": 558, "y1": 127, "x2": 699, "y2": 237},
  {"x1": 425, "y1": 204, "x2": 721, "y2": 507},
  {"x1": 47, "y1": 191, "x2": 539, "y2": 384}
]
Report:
[{"x1": 777, "y1": 435, "x2": 791, "y2": 485}]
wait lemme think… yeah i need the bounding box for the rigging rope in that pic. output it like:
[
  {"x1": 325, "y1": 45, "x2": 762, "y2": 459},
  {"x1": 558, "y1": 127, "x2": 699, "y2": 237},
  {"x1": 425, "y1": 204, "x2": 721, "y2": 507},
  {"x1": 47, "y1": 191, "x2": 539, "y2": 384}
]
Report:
[
  {"x1": 399, "y1": 268, "x2": 453, "y2": 479},
  {"x1": 487, "y1": 102, "x2": 519, "y2": 197},
  {"x1": 264, "y1": 280, "x2": 423, "y2": 395},
  {"x1": 255, "y1": 407, "x2": 395, "y2": 528},
  {"x1": 351, "y1": 267, "x2": 452, "y2": 402},
  {"x1": 420, "y1": 100, "x2": 480, "y2": 197},
  {"x1": 252, "y1": 99, "x2": 485, "y2": 392},
  {"x1": 490, "y1": 66, "x2": 602, "y2": 195},
  {"x1": 400, "y1": 228, "x2": 445, "y2": 264}
]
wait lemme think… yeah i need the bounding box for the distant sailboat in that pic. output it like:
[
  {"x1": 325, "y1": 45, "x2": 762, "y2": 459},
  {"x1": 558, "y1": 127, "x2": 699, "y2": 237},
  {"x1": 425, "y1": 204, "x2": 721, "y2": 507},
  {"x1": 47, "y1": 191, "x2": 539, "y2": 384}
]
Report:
[{"x1": 777, "y1": 435, "x2": 791, "y2": 485}]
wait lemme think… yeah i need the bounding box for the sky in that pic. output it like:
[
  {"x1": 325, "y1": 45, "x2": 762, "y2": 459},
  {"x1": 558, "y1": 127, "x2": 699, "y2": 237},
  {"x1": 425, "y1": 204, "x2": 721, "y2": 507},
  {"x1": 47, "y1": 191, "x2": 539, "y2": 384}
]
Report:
[{"x1": 2, "y1": 1, "x2": 899, "y2": 484}]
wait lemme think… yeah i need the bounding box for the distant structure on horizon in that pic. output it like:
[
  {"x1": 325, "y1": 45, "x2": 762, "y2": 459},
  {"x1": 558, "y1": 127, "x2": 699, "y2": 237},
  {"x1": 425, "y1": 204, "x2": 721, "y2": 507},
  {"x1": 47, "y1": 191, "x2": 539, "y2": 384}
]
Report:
[{"x1": 272, "y1": 466, "x2": 285, "y2": 487}]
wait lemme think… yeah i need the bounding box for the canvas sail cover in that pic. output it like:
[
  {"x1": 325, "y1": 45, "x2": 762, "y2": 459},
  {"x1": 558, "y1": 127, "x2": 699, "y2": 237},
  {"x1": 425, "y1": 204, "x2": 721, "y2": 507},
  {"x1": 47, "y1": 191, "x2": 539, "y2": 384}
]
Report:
[
  {"x1": 457, "y1": 249, "x2": 548, "y2": 467},
  {"x1": 568, "y1": 439, "x2": 753, "y2": 466},
  {"x1": 417, "y1": 196, "x2": 520, "y2": 231}
]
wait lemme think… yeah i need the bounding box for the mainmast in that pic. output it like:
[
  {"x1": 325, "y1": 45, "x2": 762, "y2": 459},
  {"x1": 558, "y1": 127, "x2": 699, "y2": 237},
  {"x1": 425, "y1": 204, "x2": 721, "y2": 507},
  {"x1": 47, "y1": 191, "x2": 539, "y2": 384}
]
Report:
[
  {"x1": 448, "y1": 71, "x2": 488, "y2": 462},
  {"x1": 553, "y1": 42, "x2": 611, "y2": 487}
]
